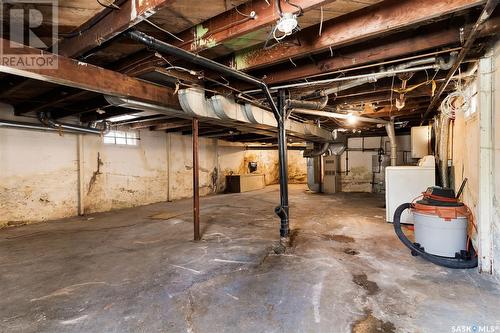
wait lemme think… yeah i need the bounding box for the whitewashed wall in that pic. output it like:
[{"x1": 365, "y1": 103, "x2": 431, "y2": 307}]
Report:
[
  {"x1": 0, "y1": 108, "x2": 306, "y2": 227},
  {"x1": 339, "y1": 135, "x2": 413, "y2": 192},
  {"x1": 452, "y1": 41, "x2": 499, "y2": 278},
  {"x1": 493, "y1": 40, "x2": 500, "y2": 280}
]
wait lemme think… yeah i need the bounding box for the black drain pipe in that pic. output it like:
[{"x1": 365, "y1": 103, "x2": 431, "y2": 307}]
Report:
[
  {"x1": 128, "y1": 30, "x2": 290, "y2": 238},
  {"x1": 276, "y1": 89, "x2": 289, "y2": 237}
]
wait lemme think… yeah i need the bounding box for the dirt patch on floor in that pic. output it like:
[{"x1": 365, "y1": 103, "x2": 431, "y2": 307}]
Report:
[
  {"x1": 323, "y1": 234, "x2": 355, "y2": 243},
  {"x1": 344, "y1": 248, "x2": 359, "y2": 255},
  {"x1": 149, "y1": 211, "x2": 185, "y2": 220},
  {"x1": 352, "y1": 309, "x2": 396, "y2": 333},
  {"x1": 352, "y1": 273, "x2": 380, "y2": 295},
  {"x1": 288, "y1": 228, "x2": 301, "y2": 247}
]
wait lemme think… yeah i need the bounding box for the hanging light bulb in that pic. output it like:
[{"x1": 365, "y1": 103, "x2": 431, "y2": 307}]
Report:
[{"x1": 347, "y1": 112, "x2": 358, "y2": 125}]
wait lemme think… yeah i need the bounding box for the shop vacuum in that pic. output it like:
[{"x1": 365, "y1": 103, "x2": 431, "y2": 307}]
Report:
[{"x1": 393, "y1": 183, "x2": 478, "y2": 269}]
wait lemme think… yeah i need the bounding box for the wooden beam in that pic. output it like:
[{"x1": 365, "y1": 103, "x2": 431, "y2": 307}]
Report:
[
  {"x1": 174, "y1": 0, "x2": 335, "y2": 53},
  {"x1": 262, "y1": 15, "x2": 500, "y2": 85},
  {"x1": 264, "y1": 30, "x2": 459, "y2": 85},
  {"x1": 130, "y1": 118, "x2": 178, "y2": 129},
  {"x1": 14, "y1": 89, "x2": 89, "y2": 115},
  {"x1": 231, "y1": 0, "x2": 485, "y2": 71},
  {"x1": 0, "y1": 38, "x2": 180, "y2": 110},
  {"x1": 58, "y1": 0, "x2": 173, "y2": 58},
  {"x1": 112, "y1": 0, "x2": 334, "y2": 78},
  {"x1": 152, "y1": 121, "x2": 193, "y2": 131},
  {"x1": 360, "y1": 106, "x2": 427, "y2": 119}
]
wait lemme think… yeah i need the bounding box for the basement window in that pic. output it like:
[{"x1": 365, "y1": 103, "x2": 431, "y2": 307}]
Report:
[{"x1": 103, "y1": 130, "x2": 140, "y2": 146}]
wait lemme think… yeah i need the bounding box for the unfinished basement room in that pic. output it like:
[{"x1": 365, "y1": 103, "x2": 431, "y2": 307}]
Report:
[{"x1": 1, "y1": 0, "x2": 500, "y2": 332}]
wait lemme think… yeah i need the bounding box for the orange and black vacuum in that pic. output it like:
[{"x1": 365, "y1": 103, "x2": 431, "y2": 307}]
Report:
[{"x1": 393, "y1": 185, "x2": 477, "y2": 269}]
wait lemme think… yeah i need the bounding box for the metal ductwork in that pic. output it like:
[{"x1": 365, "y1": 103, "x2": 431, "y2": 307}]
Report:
[
  {"x1": 292, "y1": 108, "x2": 389, "y2": 125},
  {"x1": 287, "y1": 92, "x2": 328, "y2": 110},
  {"x1": 297, "y1": 54, "x2": 458, "y2": 99},
  {"x1": 438, "y1": 112, "x2": 451, "y2": 187},
  {"x1": 38, "y1": 112, "x2": 108, "y2": 135},
  {"x1": 0, "y1": 119, "x2": 82, "y2": 133},
  {"x1": 303, "y1": 142, "x2": 331, "y2": 158},
  {"x1": 127, "y1": 29, "x2": 339, "y2": 239},
  {"x1": 107, "y1": 89, "x2": 335, "y2": 142},
  {"x1": 385, "y1": 120, "x2": 397, "y2": 166}
]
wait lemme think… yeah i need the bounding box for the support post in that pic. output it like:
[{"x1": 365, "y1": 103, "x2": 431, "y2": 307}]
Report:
[
  {"x1": 193, "y1": 117, "x2": 201, "y2": 241},
  {"x1": 127, "y1": 31, "x2": 291, "y2": 240},
  {"x1": 77, "y1": 134, "x2": 85, "y2": 216},
  {"x1": 276, "y1": 89, "x2": 290, "y2": 239}
]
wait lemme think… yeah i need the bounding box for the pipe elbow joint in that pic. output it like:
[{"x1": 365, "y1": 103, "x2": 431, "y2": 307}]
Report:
[{"x1": 275, "y1": 205, "x2": 288, "y2": 220}]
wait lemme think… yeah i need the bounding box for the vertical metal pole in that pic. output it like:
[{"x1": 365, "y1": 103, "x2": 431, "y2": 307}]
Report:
[
  {"x1": 77, "y1": 134, "x2": 85, "y2": 215},
  {"x1": 193, "y1": 117, "x2": 201, "y2": 241},
  {"x1": 276, "y1": 89, "x2": 289, "y2": 238}
]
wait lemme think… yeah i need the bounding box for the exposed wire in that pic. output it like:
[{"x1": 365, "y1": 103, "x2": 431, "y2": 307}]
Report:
[
  {"x1": 275, "y1": 0, "x2": 283, "y2": 17},
  {"x1": 234, "y1": 5, "x2": 255, "y2": 18},
  {"x1": 285, "y1": 0, "x2": 304, "y2": 16},
  {"x1": 143, "y1": 18, "x2": 184, "y2": 42},
  {"x1": 59, "y1": 0, "x2": 125, "y2": 37},
  {"x1": 318, "y1": 6, "x2": 324, "y2": 36},
  {"x1": 96, "y1": 0, "x2": 119, "y2": 9},
  {"x1": 440, "y1": 68, "x2": 469, "y2": 119}
]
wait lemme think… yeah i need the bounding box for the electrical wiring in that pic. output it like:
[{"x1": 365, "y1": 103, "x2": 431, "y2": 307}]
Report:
[
  {"x1": 440, "y1": 91, "x2": 470, "y2": 119},
  {"x1": 285, "y1": 0, "x2": 304, "y2": 16},
  {"x1": 97, "y1": 0, "x2": 119, "y2": 9},
  {"x1": 142, "y1": 19, "x2": 184, "y2": 42},
  {"x1": 318, "y1": 6, "x2": 324, "y2": 36},
  {"x1": 178, "y1": 9, "x2": 254, "y2": 50},
  {"x1": 440, "y1": 68, "x2": 470, "y2": 119},
  {"x1": 58, "y1": 0, "x2": 126, "y2": 37}
]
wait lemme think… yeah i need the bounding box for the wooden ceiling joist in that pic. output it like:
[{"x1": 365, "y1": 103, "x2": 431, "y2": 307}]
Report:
[
  {"x1": 113, "y1": 0, "x2": 336, "y2": 77},
  {"x1": 59, "y1": 0, "x2": 174, "y2": 58},
  {"x1": 230, "y1": 0, "x2": 486, "y2": 71},
  {"x1": 174, "y1": 0, "x2": 336, "y2": 54},
  {"x1": 262, "y1": 16, "x2": 499, "y2": 85},
  {"x1": 0, "y1": 38, "x2": 180, "y2": 111}
]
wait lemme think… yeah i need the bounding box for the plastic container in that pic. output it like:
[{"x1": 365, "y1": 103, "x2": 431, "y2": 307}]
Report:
[{"x1": 413, "y1": 210, "x2": 468, "y2": 257}]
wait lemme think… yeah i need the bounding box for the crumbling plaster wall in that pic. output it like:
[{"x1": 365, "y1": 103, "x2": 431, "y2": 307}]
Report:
[
  {"x1": 339, "y1": 135, "x2": 413, "y2": 192},
  {"x1": 217, "y1": 142, "x2": 307, "y2": 191},
  {"x1": 82, "y1": 130, "x2": 169, "y2": 214},
  {"x1": 167, "y1": 133, "x2": 218, "y2": 200},
  {"x1": 0, "y1": 110, "x2": 306, "y2": 227},
  {"x1": 0, "y1": 120, "x2": 79, "y2": 226}
]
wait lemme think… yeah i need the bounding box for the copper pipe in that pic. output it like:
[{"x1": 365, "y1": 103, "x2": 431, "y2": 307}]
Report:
[{"x1": 193, "y1": 117, "x2": 201, "y2": 241}]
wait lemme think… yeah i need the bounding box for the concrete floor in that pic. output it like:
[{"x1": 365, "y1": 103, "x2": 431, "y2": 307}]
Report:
[{"x1": 1, "y1": 185, "x2": 499, "y2": 333}]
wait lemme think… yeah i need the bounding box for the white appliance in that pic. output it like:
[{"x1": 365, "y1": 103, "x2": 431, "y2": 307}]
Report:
[
  {"x1": 411, "y1": 125, "x2": 431, "y2": 158},
  {"x1": 385, "y1": 155, "x2": 435, "y2": 224}
]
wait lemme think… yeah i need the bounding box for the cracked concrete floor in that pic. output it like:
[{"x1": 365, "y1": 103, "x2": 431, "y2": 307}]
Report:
[{"x1": 1, "y1": 184, "x2": 499, "y2": 333}]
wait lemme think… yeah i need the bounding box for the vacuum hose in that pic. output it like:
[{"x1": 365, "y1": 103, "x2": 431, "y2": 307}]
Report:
[{"x1": 393, "y1": 203, "x2": 478, "y2": 269}]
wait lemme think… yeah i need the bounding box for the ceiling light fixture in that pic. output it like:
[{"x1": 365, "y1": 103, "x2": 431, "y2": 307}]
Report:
[
  {"x1": 347, "y1": 113, "x2": 358, "y2": 125},
  {"x1": 276, "y1": 12, "x2": 298, "y2": 34}
]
